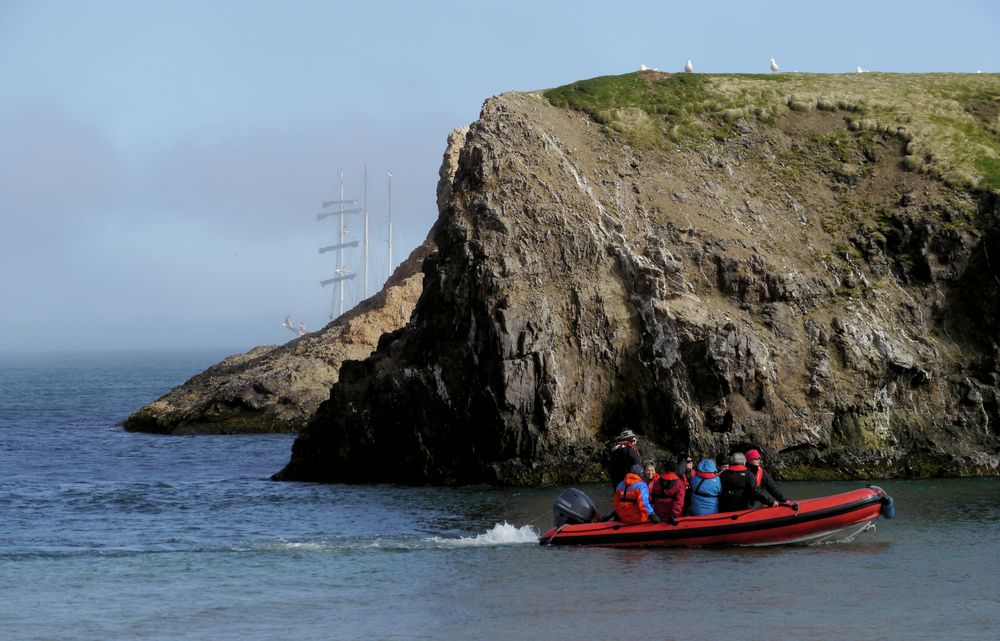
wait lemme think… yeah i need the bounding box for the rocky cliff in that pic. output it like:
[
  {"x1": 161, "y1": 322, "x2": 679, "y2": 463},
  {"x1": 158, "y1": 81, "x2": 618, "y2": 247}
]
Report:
[{"x1": 275, "y1": 72, "x2": 1000, "y2": 484}]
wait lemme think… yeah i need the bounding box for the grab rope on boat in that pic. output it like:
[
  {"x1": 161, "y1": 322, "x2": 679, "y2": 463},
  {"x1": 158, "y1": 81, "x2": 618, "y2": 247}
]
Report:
[
  {"x1": 527, "y1": 510, "x2": 551, "y2": 526},
  {"x1": 675, "y1": 501, "x2": 799, "y2": 523}
]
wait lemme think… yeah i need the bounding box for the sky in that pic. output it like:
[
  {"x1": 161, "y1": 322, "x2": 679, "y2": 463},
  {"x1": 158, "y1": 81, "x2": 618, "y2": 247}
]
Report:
[{"x1": 1, "y1": 0, "x2": 997, "y2": 352}]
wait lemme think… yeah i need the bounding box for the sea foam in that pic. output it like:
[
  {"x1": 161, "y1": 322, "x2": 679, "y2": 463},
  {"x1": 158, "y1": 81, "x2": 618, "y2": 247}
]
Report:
[{"x1": 427, "y1": 521, "x2": 540, "y2": 547}]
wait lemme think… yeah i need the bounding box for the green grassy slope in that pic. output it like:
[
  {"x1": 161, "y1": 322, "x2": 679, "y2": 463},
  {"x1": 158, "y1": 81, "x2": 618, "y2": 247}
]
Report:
[{"x1": 544, "y1": 72, "x2": 1000, "y2": 191}]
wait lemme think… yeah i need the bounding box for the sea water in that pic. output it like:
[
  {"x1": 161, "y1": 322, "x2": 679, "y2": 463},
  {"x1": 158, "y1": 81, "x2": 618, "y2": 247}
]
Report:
[{"x1": 1, "y1": 350, "x2": 998, "y2": 641}]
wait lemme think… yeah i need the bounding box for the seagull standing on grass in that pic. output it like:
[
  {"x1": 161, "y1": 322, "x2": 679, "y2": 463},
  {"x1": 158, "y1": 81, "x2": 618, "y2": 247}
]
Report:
[
  {"x1": 684, "y1": 60, "x2": 694, "y2": 73},
  {"x1": 770, "y1": 58, "x2": 780, "y2": 73},
  {"x1": 856, "y1": 66, "x2": 865, "y2": 74}
]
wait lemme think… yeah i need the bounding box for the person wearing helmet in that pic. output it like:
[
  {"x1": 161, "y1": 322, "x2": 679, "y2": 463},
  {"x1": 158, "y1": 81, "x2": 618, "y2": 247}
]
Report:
[{"x1": 607, "y1": 429, "x2": 642, "y2": 489}]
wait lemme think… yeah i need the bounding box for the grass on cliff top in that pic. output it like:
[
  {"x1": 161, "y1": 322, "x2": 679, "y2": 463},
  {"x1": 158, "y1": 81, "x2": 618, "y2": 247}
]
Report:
[{"x1": 543, "y1": 71, "x2": 1000, "y2": 192}]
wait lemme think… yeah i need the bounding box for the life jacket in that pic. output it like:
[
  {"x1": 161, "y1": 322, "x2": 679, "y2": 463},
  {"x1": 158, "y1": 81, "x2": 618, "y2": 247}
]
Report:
[
  {"x1": 651, "y1": 472, "x2": 685, "y2": 519},
  {"x1": 718, "y1": 466, "x2": 754, "y2": 510},
  {"x1": 690, "y1": 472, "x2": 717, "y2": 497},
  {"x1": 752, "y1": 465, "x2": 764, "y2": 486},
  {"x1": 653, "y1": 471, "x2": 681, "y2": 493},
  {"x1": 614, "y1": 473, "x2": 652, "y2": 523}
]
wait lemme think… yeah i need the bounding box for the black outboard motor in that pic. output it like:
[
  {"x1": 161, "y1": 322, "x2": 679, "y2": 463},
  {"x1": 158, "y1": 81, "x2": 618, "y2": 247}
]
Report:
[{"x1": 552, "y1": 488, "x2": 598, "y2": 527}]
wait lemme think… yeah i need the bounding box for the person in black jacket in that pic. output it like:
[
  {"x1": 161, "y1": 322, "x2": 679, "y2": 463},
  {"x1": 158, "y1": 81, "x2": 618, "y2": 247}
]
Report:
[
  {"x1": 745, "y1": 449, "x2": 787, "y2": 504},
  {"x1": 718, "y1": 452, "x2": 777, "y2": 512},
  {"x1": 607, "y1": 430, "x2": 642, "y2": 489}
]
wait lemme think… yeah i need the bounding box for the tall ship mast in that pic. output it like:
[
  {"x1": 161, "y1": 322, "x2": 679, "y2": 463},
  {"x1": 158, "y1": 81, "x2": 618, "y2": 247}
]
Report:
[
  {"x1": 363, "y1": 165, "x2": 369, "y2": 298},
  {"x1": 386, "y1": 169, "x2": 393, "y2": 276},
  {"x1": 318, "y1": 169, "x2": 360, "y2": 319}
]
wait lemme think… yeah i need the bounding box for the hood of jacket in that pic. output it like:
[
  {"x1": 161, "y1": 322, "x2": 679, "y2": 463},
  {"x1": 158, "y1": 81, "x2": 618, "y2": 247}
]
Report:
[
  {"x1": 622, "y1": 472, "x2": 644, "y2": 487},
  {"x1": 696, "y1": 459, "x2": 718, "y2": 474}
]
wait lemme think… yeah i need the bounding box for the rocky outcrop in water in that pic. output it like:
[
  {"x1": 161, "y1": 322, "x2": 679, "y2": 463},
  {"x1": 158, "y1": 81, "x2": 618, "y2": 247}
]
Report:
[
  {"x1": 120, "y1": 241, "x2": 431, "y2": 434},
  {"x1": 275, "y1": 83, "x2": 1000, "y2": 484},
  {"x1": 122, "y1": 127, "x2": 470, "y2": 435}
]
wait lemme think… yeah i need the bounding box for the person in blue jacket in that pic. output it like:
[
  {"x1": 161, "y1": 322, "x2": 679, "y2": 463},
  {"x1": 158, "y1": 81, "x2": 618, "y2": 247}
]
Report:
[{"x1": 688, "y1": 458, "x2": 722, "y2": 515}]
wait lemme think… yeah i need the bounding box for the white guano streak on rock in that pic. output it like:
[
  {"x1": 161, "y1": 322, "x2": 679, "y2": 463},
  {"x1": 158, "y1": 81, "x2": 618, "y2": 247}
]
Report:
[
  {"x1": 535, "y1": 128, "x2": 663, "y2": 297},
  {"x1": 431, "y1": 364, "x2": 451, "y2": 405},
  {"x1": 536, "y1": 129, "x2": 616, "y2": 241}
]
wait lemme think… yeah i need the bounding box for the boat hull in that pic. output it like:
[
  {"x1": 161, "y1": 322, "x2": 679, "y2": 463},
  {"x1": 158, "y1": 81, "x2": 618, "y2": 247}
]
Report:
[{"x1": 539, "y1": 487, "x2": 888, "y2": 547}]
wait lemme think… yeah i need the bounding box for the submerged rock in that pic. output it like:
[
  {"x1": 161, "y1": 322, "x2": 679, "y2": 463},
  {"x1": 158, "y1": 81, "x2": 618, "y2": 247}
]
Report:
[{"x1": 276, "y1": 85, "x2": 1000, "y2": 484}]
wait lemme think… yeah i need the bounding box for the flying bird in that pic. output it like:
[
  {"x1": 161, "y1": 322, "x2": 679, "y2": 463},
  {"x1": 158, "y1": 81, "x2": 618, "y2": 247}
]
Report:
[
  {"x1": 684, "y1": 60, "x2": 693, "y2": 73},
  {"x1": 770, "y1": 58, "x2": 780, "y2": 73}
]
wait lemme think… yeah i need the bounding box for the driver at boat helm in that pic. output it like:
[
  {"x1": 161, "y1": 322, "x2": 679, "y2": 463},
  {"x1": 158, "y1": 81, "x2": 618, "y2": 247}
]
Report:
[
  {"x1": 607, "y1": 429, "x2": 643, "y2": 489},
  {"x1": 614, "y1": 464, "x2": 660, "y2": 524},
  {"x1": 745, "y1": 449, "x2": 787, "y2": 504},
  {"x1": 718, "y1": 453, "x2": 778, "y2": 512}
]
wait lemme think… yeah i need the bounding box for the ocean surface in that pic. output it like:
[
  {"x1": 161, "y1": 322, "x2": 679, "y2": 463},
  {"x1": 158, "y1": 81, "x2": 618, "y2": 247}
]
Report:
[{"x1": 1, "y1": 349, "x2": 998, "y2": 641}]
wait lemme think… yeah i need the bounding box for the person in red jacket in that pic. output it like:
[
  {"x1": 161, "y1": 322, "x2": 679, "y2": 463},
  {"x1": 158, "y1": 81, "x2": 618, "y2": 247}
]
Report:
[
  {"x1": 614, "y1": 464, "x2": 660, "y2": 524},
  {"x1": 643, "y1": 461, "x2": 658, "y2": 487},
  {"x1": 649, "y1": 460, "x2": 687, "y2": 523},
  {"x1": 683, "y1": 455, "x2": 695, "y2": 482}
]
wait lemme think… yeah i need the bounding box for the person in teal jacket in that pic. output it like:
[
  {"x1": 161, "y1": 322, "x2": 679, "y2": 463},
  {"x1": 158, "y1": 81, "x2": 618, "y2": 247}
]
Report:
[{"x1": 688, "y1": 459, "x2": 722, "y2": 515}]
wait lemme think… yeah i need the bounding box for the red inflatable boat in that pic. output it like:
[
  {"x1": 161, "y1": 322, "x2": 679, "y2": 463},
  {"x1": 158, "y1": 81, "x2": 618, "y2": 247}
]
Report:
[{"x1": 538, "y1": 486, "x2": 894, "y2": 547}]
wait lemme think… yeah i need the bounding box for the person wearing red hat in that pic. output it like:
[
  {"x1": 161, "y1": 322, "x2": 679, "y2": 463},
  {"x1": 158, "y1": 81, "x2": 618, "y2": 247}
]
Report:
[{"x1": 745, "y1": 449, "x2": 787, "y2": 505}]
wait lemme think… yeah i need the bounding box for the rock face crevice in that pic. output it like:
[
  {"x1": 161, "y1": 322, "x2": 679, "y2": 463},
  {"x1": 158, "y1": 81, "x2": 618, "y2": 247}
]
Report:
[{"x1": 276, "y1": 91, "x2": 999, "y2": 484}]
